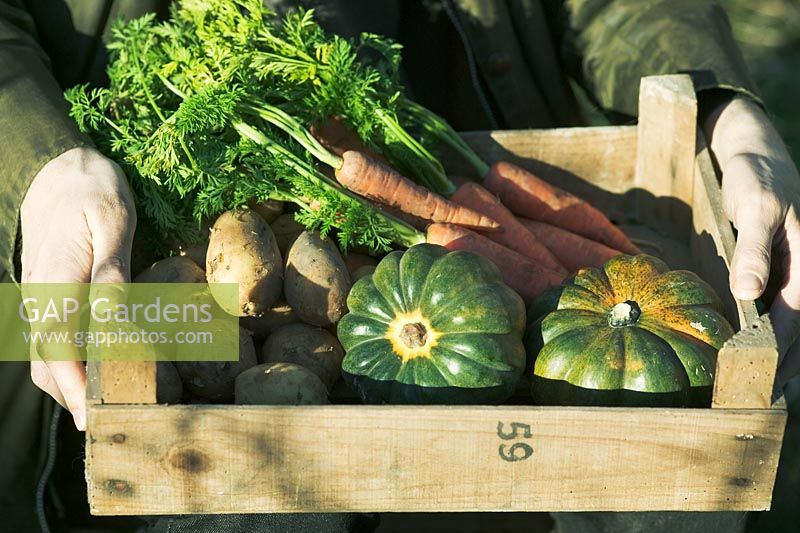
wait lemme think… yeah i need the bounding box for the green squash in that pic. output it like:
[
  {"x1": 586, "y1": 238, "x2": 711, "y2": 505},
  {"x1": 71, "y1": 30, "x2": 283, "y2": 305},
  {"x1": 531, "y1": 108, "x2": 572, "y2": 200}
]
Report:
[
  {"x1": 338, "y1": 244, "x2": 526, "y2": 404},
  {"x1": 526, "y1": 254, "x2": 734, "y2": 407}
]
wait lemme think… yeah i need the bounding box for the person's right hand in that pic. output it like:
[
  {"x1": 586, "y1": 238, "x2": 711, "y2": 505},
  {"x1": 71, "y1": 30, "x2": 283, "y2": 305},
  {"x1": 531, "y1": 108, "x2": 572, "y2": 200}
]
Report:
[
  {"x1": 20, "y1": 147, "x2": 136, "y2": 431},
  {"x1": 705, "y1": 95, "x2": 800, "y2": 395}
]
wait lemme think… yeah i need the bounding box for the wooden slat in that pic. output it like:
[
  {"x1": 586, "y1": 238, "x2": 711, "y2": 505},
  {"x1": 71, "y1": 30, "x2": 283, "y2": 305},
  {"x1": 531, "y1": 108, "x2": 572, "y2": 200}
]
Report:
[
  {"x1": 713, "y1": 315, "x2": 779, "y2": 409},
  {"x1": 87, "y1": 361, "x2": 156, "y2": 405},
  {"x1": 86, "y1": 403, "x2": 785, "y2": 515},
  {"x1": 457, "y1": 126, "x2": 637, "y2": 218},
  {"x1": 634, "y1": 75, "x2": 697, "y2": 232}
]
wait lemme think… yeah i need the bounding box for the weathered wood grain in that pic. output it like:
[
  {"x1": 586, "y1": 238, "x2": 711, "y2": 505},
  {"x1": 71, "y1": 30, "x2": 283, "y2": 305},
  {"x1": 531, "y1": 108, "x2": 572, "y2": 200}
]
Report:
[
  {"x1": 634, "y1": 75, "x2": 697, "y2": 231},
  {"x1": 457, "y1": 126, "x2": 637, "y2": 217},
  {"x1": 86, "y1": 403, "x2": 785, "y2": 515},
  {"x1": 87, "y1": 361, "x2": 156, "y2": 405},
  {"x1": 714, "y1": 315, "x2": 779, "y2": 410}
]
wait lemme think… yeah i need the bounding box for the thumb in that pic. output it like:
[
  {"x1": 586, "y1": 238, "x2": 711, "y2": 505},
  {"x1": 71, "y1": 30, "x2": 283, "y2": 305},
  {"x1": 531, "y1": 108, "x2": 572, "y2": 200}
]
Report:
[{"x1": 729, "y1": 208, "x2": 778, "y2": 301}]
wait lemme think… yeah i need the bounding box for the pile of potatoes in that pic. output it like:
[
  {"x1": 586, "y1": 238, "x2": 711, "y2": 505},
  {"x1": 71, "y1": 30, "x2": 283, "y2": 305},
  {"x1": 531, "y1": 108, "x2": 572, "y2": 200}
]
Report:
[{"x1": 136, "y1": 200, "x2": 379, "y2": 406}]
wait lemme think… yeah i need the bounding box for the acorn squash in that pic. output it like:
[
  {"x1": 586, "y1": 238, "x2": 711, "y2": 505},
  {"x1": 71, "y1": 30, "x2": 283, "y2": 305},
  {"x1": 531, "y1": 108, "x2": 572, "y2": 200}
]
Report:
[
  {"x1": 526, "y1": 254, "x2": 734, "y2": 407},
  {"x1": 338, "y1": 244, "x2": 526, "y2": 404}
]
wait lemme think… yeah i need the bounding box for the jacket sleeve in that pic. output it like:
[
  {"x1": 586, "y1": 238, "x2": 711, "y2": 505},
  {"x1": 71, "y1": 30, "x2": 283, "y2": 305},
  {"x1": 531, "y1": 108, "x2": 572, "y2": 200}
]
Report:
[
  {"x1": 562, "y1": 0, "x2": 761, "y2": 118},
  {"x1": 0, "y1": 0, "x2": 91, "y2": 281}
]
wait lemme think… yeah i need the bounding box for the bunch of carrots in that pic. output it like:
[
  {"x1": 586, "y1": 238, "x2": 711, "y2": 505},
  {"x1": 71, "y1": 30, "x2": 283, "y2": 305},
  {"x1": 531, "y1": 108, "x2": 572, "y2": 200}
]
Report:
[
  {"x1": 68, "y1": 1, "x2": 640, "y2": 304},
  {"x1": 312, "y1": 116, "x2": 640, "y2": 303}
]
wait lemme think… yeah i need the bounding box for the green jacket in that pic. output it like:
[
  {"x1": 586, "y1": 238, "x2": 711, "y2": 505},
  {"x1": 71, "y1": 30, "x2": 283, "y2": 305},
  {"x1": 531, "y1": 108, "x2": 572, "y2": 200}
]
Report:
[{"x1": 0, "y1": 0, "x2": 758, "y2": 281}]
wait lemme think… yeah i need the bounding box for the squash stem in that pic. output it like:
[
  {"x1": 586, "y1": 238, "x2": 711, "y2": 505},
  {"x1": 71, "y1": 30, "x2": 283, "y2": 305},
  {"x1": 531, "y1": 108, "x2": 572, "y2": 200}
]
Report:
[{"x1": 608, "y1": 301, "x2": 641, "y2": 327}]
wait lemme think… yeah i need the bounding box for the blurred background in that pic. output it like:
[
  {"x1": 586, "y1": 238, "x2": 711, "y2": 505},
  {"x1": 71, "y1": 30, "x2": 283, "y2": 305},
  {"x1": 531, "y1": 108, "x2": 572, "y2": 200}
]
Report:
[
  {"x1": 723, "y1": 1, "x2": 800, "y2": 531},
  {"x1": 725, "y1": 0, "x2": 799, "y2": 157}
]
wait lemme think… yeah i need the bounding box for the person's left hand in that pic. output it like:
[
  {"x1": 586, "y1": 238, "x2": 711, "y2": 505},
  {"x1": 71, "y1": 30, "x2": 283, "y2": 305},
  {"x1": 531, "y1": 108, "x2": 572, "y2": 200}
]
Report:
[{"x1": 704, "y1": 94, "x2": 800, "y2": 395}]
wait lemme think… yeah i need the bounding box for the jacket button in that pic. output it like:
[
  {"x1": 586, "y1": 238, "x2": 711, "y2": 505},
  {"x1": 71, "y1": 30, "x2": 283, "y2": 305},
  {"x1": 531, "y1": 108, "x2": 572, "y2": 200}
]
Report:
[{"x1": 487, "y1": 52, "x2": 511, "y2": 75}]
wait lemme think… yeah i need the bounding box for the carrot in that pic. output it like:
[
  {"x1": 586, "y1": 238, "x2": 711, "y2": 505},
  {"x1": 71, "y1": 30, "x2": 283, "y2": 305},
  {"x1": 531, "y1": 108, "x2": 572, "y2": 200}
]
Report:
[
  {"x1": 519, "y1": 218, "x2": 623, "y2": 272},
  {"x1": 483, "y1": 161, "x2": 640, "y2": 254},
  {"x1": 310, "y1": 116, "x2": 387, "y2": 163},
  {"x1": 448, "y1": 175, "x2": 472, "y2": 188},
  {"x1": 451, "y1": 182, "x2": 566, "y2": 274},
  {"x1": 336, "y1": 151, "x2": 499, "y2": 231},
  {"x1": 426, "y1": 223, "x2": 565, "y2": 303},
  {"x1": 376, "y1": 203, "x2": 430, "y2": 230}
]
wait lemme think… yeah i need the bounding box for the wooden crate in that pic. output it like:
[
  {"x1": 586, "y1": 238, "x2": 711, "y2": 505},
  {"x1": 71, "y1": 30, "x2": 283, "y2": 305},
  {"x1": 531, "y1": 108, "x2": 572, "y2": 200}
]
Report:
[{"x1": 85, "y1": 75, "x2": 788, "y2": 515}]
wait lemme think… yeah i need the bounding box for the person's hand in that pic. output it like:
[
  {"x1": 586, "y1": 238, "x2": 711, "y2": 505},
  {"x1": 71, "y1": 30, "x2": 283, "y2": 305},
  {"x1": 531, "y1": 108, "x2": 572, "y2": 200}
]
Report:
[
  {"x1": 704, "y1": 95, "x2": 800, "y2": 394},
  {"x1": 20, "y1": 147, "x2": 136, "y2": 430}
]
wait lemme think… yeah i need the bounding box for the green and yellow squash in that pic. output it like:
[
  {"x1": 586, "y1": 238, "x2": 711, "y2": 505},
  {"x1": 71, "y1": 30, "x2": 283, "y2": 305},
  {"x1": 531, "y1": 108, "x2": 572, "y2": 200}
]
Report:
[
  {"x1": 526, "y1": 254, "x2": 734, "y2": 407},
  {"x1": 338, "y1": 244, "x2": 526, "y2": 404}
]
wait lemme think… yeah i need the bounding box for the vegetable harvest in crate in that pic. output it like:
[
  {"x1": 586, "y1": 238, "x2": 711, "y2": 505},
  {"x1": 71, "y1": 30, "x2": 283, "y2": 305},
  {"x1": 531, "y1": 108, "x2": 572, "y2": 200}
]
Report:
[{"x1": 67, "y1": 1, "x2": 732, "y2": 408}]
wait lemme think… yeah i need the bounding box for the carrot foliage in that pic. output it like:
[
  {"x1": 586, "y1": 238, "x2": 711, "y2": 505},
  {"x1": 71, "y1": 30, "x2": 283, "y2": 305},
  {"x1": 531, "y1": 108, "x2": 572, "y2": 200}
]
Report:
[{"x1": 66, "y1": 2, "x2": 427, "y2": 251}]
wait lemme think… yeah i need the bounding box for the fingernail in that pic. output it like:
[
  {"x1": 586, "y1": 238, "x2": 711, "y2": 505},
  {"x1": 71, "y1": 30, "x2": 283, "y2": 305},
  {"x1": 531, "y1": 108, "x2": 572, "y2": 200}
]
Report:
[
  {"x1": 73, "y1": 410, "x2": 86, "y2": 431},
  {"x1": 734, "y1": 273, "x2": 764, "y2": 297}
]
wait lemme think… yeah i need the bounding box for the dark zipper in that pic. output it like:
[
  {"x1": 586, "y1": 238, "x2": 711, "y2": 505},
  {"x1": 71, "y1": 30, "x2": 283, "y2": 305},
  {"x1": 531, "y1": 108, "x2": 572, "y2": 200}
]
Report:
[{"x1": 442, "y1": 0, "x2": 500, "y2": 129}]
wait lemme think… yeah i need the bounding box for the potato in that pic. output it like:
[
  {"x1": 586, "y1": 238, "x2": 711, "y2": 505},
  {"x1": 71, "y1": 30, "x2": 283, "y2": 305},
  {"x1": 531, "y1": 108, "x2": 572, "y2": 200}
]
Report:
[
  {"x1": 135, "y1": 256, "x2": 205, "y2": 283},
  {"x1": 270, "y1": 214, "x2": 304, "y2": 256},
  {"x1": 175, "y1": 326, "x2": 257, "y2": 403},
  {"x1": 261, "y1": 323, "x2": 344, "y2": 390},
  {"x1": 342, "y1": 253, "x2": 378, "y2": 281},
  {"x1": 284, "y1": 231, "x2": 351, "y2": 327},
  {"x1": 235, "y1": 362, "x2": 329, "y2": 405},
  {"x1": 207, "y1": 209, "x2": 282, "y2": 317},
  {"x1": 179, "y1": 240, "x2": 209, "y2": 269},
  {"x1": 156, "y1": 362, "x2": 183, "y2": 404},
  {"x1": 171, "y1": 218, "x2": 212, "y2": 268},
  {"x1": 240, "y1": 300, "x2": 299, "y2": 344},
  {"x1": 352, "y1": 265, "x2": 376, "y2": 282},
  {"x1": 130, "y1": 233, "x2": 161, "y2": 282},
  {"x1": 249, "y1": 198, "x2": 284, "y2": 224}
]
